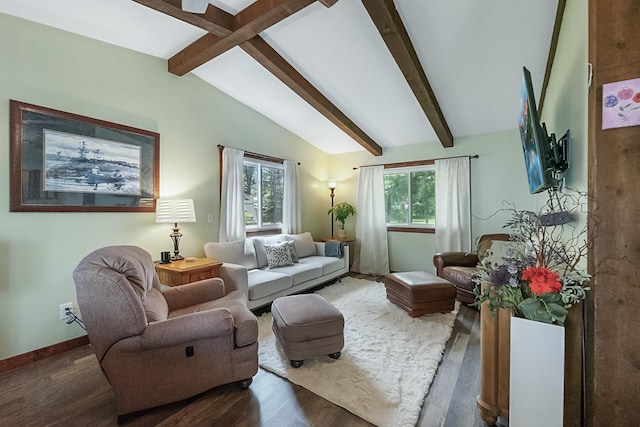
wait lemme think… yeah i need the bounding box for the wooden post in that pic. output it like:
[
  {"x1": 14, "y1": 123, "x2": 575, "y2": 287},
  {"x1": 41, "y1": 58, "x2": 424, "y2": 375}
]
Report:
[{"x1": 477, "y1": 282, "x2": 511, "y2": 424}]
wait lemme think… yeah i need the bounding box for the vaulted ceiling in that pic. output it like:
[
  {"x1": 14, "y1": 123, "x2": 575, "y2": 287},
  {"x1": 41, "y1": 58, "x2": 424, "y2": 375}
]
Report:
[{"x1": 1, "y1": 0, "x2": 563, "y2": 156}]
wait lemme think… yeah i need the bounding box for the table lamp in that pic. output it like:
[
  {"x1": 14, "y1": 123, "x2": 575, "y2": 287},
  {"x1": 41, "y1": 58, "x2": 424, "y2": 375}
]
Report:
[{"x1": 155, "y1": 199, "x2": 196, "y2": 260}]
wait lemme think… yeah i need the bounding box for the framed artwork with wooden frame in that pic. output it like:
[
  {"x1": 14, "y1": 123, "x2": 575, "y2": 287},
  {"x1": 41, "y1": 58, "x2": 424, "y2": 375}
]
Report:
[{"x1": 9, "y1": 100, "x2": 159, "y2": 212}]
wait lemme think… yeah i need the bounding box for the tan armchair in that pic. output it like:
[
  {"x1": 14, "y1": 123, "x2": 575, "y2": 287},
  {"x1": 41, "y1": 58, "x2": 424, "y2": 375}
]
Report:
[
  {"x1": 433, "y1": 234, "x2": 510, "y2": 305},
  {"x1": 73, "y1": 245, "x2": 258, "y2": 421}
]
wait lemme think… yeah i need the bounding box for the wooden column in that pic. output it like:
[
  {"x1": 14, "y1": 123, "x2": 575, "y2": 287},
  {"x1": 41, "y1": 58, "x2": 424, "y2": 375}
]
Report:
[
  {"x1": 587, "y1": 0, "x2": 640, "y2": 425},
  {"x1": 477, "y1": 284, "x2": 511, "y2": 424}
]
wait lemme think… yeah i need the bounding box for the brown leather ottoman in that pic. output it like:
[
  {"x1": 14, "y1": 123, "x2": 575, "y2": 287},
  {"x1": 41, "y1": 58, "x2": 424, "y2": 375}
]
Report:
[
  {"x1": 384, "y1": 271, "x2": 456, "y2": 317},
  {"x1": 271, "y1": 294, "x2": 344, "y2": 368}
]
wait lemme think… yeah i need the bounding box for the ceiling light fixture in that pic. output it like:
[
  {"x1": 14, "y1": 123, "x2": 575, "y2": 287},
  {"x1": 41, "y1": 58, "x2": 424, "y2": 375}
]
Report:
[{"x1": 182, "y1": 0, "x2": 209, "y2": 14}]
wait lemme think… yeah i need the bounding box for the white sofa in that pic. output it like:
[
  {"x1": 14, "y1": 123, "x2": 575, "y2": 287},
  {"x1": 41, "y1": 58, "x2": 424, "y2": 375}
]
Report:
[{"x1": 204, "y1": 232, "x2": 349, "y2": 310}]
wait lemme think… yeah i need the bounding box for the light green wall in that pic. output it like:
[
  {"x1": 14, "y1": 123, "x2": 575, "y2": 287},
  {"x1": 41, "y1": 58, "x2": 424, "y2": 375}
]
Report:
[
  {"x1": 539, "y1": 0, "x2": 589, "y2": 210},
  {"x1": 0, "y1": 13, "x2": 330, "y2": 359},
  {"x1": 330, "y1": 130, "x2": 538, "y2": 273}
]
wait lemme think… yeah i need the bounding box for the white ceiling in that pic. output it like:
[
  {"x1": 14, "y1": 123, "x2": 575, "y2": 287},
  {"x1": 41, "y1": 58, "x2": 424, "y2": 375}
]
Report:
[{"x1": 0, "y1": 0, "x2": 558, "y2": 155}]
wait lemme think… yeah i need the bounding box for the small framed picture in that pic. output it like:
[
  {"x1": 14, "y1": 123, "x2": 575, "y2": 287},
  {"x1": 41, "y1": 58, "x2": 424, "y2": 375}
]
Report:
[{"x1": 602, "y1": 77, "x2": 640, "y2": 130}]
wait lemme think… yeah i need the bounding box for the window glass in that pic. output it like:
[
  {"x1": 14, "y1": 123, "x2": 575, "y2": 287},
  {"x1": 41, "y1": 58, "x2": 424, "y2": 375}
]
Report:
[
  {"x1": 384, "y1": 166, "x2": 435, "y2": 228},
  {"x1": 260, "y1": 165, "x2": 284, "y2": 226},
  {"x1": 410, "y1": 170, "x2": 435, "y2": 225},
  {"x1": 243, "y1": 163, "x2": 258, "y2": 226},
  {"x1": 384, "y1": 173, "x2": 409, "y2": 224},
  {"x1": 243, "y1": 160, "x2": 284, "y2": 229}
]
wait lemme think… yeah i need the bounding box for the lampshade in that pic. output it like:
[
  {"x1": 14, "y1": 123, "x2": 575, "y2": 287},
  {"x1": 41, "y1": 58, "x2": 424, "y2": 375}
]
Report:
[
  {"x1": 182, "y1": 0, "x2": 209, "y2": 13},
  {"x1": 328, "y1": 182, "x2": 337, "y2": 190},
  {"x1": 155, "y1": 199, "x2": 196, "y2": 224}
]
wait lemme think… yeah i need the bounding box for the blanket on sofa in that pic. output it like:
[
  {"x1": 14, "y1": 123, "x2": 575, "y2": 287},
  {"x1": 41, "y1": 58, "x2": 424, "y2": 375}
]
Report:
[{"x1": 324, "y1": 241, "x2": 344, "y2": 258}]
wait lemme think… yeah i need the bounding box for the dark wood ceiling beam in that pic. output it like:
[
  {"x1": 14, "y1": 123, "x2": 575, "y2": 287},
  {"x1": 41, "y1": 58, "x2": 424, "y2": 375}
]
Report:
[
  {"x1": 138, "y1": 0, "x2": 380, "y2": 155},
  {"x1": 168, "y1": 0, "x2": 337, "y2": 76},
  {"x1": 538, "y1": 0, "x2": 566, "y2": 113},
  {"x1": 236, "y1": 0, "x2": 338, "y2": 28},
  {"x1": 132, "y1": 0, "x2": 233, "y2": 36},
  {"x1": 241, "y1": 36, "x2": 383, "y2": 156},
  {"x1": 361, "y1": 0, "x2": 453, "y2": 148}
]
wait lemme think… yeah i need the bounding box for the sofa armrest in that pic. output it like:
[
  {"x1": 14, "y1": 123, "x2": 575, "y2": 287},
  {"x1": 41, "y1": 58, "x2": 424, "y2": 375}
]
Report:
[
  {"x1": 218, "y1": 262, "x2": 249, "y2": 297},
  {"x1": 433, "y1": 252, "x2": 479, "y2": 276},
  {"x1": 162, "y1": 278, "x2": 226, "y2": 311},
  {"x1": 140, "y1": 308, "x2": 233, "y2": 349}
]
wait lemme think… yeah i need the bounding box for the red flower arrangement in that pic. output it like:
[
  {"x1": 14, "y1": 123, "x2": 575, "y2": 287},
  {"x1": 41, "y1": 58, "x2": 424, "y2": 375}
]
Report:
[
  {"x1": 473, "y1": 190, "x2": 591, "y2": 325},
  {"x1": 521, "y1": 267, "x2": 562, "y2": 295}
]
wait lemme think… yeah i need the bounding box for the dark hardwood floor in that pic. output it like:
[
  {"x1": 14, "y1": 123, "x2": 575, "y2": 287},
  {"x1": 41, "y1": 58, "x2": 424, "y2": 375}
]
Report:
[{"x1": 0, "y1": 274, "x2": 501, "y2": 427}]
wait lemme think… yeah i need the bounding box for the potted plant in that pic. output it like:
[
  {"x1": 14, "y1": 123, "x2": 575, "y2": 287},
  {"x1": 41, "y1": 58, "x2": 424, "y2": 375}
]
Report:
[{"x1": 327, "y1": 202, "x2": 356, "y2": 237}]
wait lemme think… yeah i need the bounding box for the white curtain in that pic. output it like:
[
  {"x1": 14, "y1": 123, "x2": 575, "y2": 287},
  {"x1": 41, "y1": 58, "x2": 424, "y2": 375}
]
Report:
[
  {"x1": 352, "y1": 165, "x2": 389, "y2": 275},
  {"x1": 219, "y1": 147, "x2": 246, "y2": 242},
  {"x1": 435, "y1": 157, "x2": 471, "y2": 252},
  {"x1": 282, "y1": 160, "x2": 301, "y2": 234}
]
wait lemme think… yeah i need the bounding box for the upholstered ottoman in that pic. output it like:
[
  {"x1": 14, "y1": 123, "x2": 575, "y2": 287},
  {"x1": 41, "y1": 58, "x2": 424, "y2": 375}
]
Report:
[
  {"x1": 271, "y1": 294, "x2": 344, "y2": 368},
  {"x1": 384, "y1": 271, "x2": 456, "y2": 317}
]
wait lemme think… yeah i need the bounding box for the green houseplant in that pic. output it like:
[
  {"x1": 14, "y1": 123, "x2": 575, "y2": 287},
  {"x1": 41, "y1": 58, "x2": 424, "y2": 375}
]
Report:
[{"x1": 327, "y1": 202, "x2": 356, "y2": 235}]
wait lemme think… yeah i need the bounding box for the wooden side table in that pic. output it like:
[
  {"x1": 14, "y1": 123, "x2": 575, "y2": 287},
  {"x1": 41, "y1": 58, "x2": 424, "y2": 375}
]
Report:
[
  {"x1": 154, "y1": 258, "x2": 222, "y2": 287},
  {"x1": 320, "y1": 236, "x2": 355, "y2": 243}
]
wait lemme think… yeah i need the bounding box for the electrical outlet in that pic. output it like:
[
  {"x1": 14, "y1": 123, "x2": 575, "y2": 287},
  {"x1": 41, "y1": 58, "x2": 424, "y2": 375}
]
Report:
[
  {"x1": 59, "y1": 302, "x2": 73, "y2": 320},
  {"x1": 207, "y1": 213, "x2": 213, "y2": 223}
]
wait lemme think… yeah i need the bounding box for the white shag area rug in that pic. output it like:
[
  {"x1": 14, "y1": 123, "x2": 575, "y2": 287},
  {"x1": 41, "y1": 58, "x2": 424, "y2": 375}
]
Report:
[{"x1": 257, "y1": 277, "x2": 459, "y2": 427}]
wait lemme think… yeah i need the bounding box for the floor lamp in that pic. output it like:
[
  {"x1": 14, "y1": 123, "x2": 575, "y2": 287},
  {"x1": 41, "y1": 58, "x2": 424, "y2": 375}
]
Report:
[{"x1": 329, "y1": 182, "x2": 336, "y2": 237}]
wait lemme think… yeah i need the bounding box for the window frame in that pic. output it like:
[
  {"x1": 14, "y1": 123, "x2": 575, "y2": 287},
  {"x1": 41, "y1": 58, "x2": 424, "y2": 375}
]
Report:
[
  {"x1": 243, "y1": 157, "x2": 285, "y2": 234},
  {"x1": 383, "y1": 162, "x2": 436, "y2": 234}
]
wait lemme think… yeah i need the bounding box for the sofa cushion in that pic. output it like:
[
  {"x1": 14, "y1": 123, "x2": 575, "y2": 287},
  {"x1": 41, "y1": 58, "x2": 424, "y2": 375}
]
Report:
[
  {"x1": 286, "y1": 232, "x2": 316, "y2": 258},
  {"x1": 204, "y1": 240, "x2": 258, "y2": 270},
  {"x1": 247, "y1": 269, "x2": 292, "y2": 300},
  {"x1": 264, "y1": 241, "x2": 294, "y2": 269},
  {"x1": 265, "y1": 262, "x2": 323, "y2": 285},
  {"x1": 299, "y1": 255, "x2": 345, "y2": 276}
]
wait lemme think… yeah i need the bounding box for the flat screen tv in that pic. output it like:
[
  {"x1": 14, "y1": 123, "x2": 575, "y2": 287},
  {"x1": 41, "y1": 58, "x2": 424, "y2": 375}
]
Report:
[{"x1": 518, "y1": 67, "x2": 555, "y2": 194}]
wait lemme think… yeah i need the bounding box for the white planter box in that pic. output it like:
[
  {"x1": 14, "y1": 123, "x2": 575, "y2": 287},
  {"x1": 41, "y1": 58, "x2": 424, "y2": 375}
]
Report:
[{"x1": 509, "y1": 316, "x2": 565, "y2": 427}]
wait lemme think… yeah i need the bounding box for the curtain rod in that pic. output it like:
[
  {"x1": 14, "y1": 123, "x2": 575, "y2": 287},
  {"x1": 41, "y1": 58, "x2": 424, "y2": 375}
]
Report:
[
  {"x1": 353, "y1": 154, "x2": 478, "y2": 170},
  {"x1": 217, "y1": 144, "x2": 300, "y2": 165}
]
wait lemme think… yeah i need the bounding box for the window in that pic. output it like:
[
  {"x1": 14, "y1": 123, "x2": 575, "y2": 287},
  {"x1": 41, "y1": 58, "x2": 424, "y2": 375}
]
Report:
[
  {"x1": 243, "y1": 159, "x2": 284, "y2": 230},
  {"x1": 384, "y1": 165, "x2": 435, "y2": 229}
]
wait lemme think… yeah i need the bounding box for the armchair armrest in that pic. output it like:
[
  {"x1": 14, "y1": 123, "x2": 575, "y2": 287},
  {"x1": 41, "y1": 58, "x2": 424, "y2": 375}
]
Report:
[
  {"x1": 162, "y1": 278, "x2": 225, "y2": 311},
  {"x1": 218, "y1": 263, "x2": 249, "y2": 297},
  {"x1": 433, "y1": 252, "x2": 479, "y2": 276},
  {"x1": 140, "y1": 308, "x2": 233, "y2": 349}
]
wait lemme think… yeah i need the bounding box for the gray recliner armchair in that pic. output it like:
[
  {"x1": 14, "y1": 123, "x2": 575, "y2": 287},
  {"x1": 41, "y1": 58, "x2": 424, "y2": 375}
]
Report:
[{"x1": 73, "y1": 245, "x2": 258, "y2": 421}]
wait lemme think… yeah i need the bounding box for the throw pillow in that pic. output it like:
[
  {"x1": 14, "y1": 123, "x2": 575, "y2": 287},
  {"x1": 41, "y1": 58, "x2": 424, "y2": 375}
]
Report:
[
  {"x1": 263, "y1": 241, "x2": 294, "y2": 269},
  {"x1": 287, "y1": 240, "x2": 299, "y2": 263},
  {"x1": 286, "y1": 232, "x2": 316, "y2": 258},
  {"x1": 253, "y1": 234, "x2": 287, "y2": 268}
]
